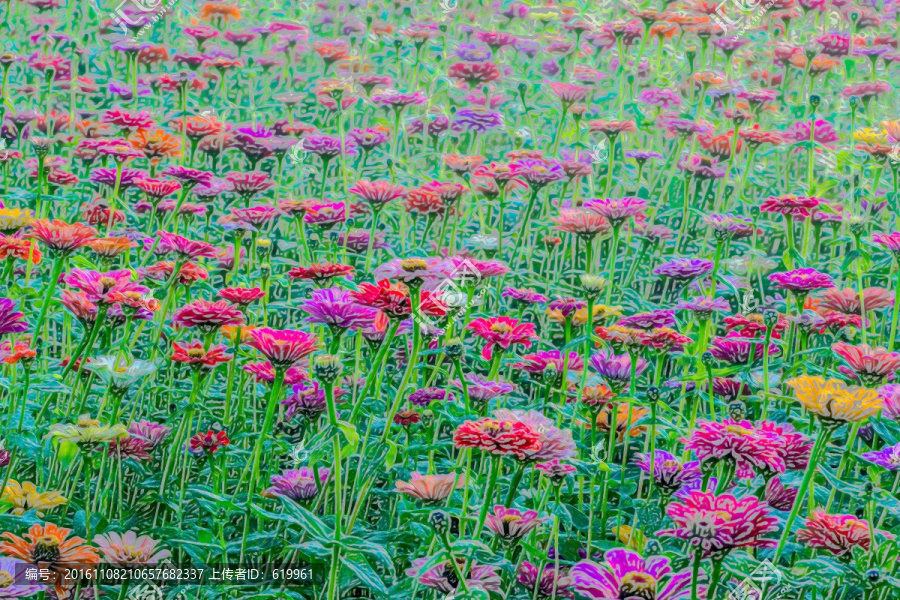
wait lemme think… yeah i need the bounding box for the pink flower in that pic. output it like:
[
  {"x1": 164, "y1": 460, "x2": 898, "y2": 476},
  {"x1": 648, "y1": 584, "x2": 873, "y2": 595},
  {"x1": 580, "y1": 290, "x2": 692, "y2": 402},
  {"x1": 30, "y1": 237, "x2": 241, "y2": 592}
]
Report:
[
  {"x1": 660, "y1": 492, "x2": 778, "y2": 557},
  {"x1": 684, "y1": 420, "x2": 785, "y2": 478},
  {"x1": 246, "y1": 328, "x2": 319, "y2": 370},
  {"x1": 768, "y1": 268, "x2": 834, "y2": 294},
  {"x1": 395, "y1": 473, "x2": 465, "y2": 504},
  {"x1": 584, "y1": 197, "x2": 647, "y2": 224},
  {"x1": 818, "y1": 287, "x2": 895, "y2": 315},
  {"x1": 172, "y1": 300, "x2": 245, "y2": 334},
  {"x1": 873, "y1": 232, "x2": 900, "y2": 257},
  {"x1": 485, "y1": 505, "x2": 545, "y2": 540},
  {"x1": 348, "y1": 180, "x2": 406, "y2": 206},
  {"x1": 466, "y1": 316, "x2": 536, "y2": 360},
  {"x1": 218, "y1": 287, "x2": 265, "y2": 306},
  {"x1": 152, "y1": 231, "x2": 216, "y2": 260}
]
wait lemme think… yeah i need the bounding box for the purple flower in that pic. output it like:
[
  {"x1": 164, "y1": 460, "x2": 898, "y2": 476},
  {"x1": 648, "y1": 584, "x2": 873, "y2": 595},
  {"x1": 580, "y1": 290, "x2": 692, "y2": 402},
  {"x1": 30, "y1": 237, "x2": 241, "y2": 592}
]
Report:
[
  {"x1": 453, "y1": 108, "x2": 504, "y2": 133},
  {"x1": 298, "y1": 286, "x2": 378, "y2": 331},
  {"x1": 861, "y1": 443, "x2": 900, "y2": 470},
  {"x1": 303, "y1": 133, "x2": 355, "y2": 158},
  {"x1": 409, "y1": 387, "x2": 453, "y2": 406},
  {"x1": 282, "y1": 382, "x2": 327, "y2": 420},
  {"x1": 511, "y1": 158, "x2": 565, "y2": 189},
  {"x1": 709, "y1": 335, "x2": 778, "y2": 365},
  {"x1": 676, "y1": 297, "x2": 731, "y2": 320},
  {"x1": 765, "y1": 477, "x2": 798, "y2": 511},
  {"x1": 589, "y1": 350, "x2": 650, "y2": 391},
  {"x1": 266, "y1": 468, "x2": 329, "y2": 502},
  {"x1": 455, "y1": 43, "x2": 492, "y2": 62},
  {"x1": 653, "y1": 258, "x2": 714, "y2": 280},
  {"x1": 618, "y1": 309, "x2": 676, "y2": 330},
  {"x1": 879, "y1": 384, "x2": 900, "y2": 420},
  {"x1": 635, "y1": 450, "x2": 702, "y2": 497},
  {"x1": 0, "y1": 298, "x2": 28, "y2": 335}
]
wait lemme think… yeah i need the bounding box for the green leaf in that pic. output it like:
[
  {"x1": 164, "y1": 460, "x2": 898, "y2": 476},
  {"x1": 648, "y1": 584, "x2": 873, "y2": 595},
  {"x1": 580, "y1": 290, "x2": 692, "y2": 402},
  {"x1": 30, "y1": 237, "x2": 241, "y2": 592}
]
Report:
[
  {"x1": 342, "y1": 558, "x2": 388, "y2": 597},
  {"x1": 56, "y1": 440, "x2": 80, "y2": 469},
  {"x1": 337, "y1": 421, "x2": 360, "y2": 453}
]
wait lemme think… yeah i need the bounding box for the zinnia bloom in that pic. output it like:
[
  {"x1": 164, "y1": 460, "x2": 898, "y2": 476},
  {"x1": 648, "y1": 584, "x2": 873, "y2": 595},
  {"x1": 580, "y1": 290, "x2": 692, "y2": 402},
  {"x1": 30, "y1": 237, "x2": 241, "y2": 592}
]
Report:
[
  {"x1": 466, "y1": 316, "x2": 536, "y2": 360},
  {"x1": 832, "y1": 343, "x2": 900, "y2": 386},
  {"x1": 572, "y1": 548, "x2": 693, "y2": 600},
  {"x1": 485, "y1": 505, "x2": 545, "y2": 541},
  {"x1": 786, "y1": 376, "x2": 883, "y2": 423},
  {"x1": 659, "y1": 492, "x2": 778, "y2": 558},
  {"x1": 394, "y1": 473, "x2": 465, "y2": 504},
  {"x1": 93, "y1": 531, "x2": 170, "y2": 565},
  {"x1": 265, "y1": 468, "x2": 329, "y2": 502},
  {"x1": 453, "y1": 418, "x2": 541, "y2": 458},
  {"x1": 796, "y1": 511, "x2": 872, "y2": 557},
  {"x1": 0, "y1": 523, "x2": 99, "y2": 598},
  {"x1": 247, "y1": 328, "x2": 319, "y2": 369}
]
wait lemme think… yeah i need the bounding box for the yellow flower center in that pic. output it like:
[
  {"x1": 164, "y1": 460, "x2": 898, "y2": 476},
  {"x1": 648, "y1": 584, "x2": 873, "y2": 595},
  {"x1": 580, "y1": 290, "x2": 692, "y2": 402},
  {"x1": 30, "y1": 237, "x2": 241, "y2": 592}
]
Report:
[
  {"x1": 401, "y1": 259, "x2": 427, "y2": 272},
  {"x1": 0, "y1": 570, "x2": 12, "y2": 588},
  {"x1": 490, "y1": 322, "x2": 512, "y2": 334},
  {"x1": 620, "y1": 572, "x2": 658, "y2": 600}
]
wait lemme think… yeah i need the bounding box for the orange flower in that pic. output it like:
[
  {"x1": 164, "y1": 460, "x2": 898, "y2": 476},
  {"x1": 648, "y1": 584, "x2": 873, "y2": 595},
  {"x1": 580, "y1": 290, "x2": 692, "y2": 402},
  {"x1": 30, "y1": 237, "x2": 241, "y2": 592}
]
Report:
[
  {"x1": 1, "y1": 340, "x2": 36, "y2": 364},
  {"x1": 0, "y1": 522, "x2": 99, "y2": 598},
  {"x1": 200, "y1": 2, "x2": 241, "y2": 21},
  {"x1": 221, "y1": 324, "x2": 255, "y2": 344},
  {"x1": 129, "y1": 129, "x2": 181, "y2": 164},
  {"x1": 87, "y1": 237, "x2": 137, "y2": 258},
  {"x1": 591, "y1": 403, "x2": 648, "y2": 441}
]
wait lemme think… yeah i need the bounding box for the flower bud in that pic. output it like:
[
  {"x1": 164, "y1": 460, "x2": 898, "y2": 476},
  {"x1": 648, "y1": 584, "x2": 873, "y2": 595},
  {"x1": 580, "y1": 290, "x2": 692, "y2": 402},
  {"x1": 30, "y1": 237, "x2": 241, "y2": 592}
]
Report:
[
  {"x1": 445, "y1": 338, "x2": 465, "y2": 360},
  {"x1": 429, "y1": 510, "x2": 449, "y2": 535},
  {"x1": 763, "y1": 309, "x2": 779, "y2": 328},
  {"x1": 701, "y1": 351, "x2": 714, "y2": 368},
  {"x1": 313, "y1": 354, "x2": 342, "y2": 384}
]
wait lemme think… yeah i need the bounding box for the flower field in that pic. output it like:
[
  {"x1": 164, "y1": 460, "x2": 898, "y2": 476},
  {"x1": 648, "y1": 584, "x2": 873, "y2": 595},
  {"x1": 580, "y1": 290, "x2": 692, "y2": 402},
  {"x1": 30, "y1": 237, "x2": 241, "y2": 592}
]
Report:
[{"x1": 0, "y1": 0, "x2": 899, "y2": 599}]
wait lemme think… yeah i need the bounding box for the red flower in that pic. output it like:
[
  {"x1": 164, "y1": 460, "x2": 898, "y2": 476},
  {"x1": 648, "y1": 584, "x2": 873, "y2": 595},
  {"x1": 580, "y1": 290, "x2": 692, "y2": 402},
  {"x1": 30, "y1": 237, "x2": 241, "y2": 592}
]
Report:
[
  {"x1": 172, "y1": 300, "x2": 245, "y2": 334},
  {"x1": 189, "y1": 430, "x2": 230, "y2": 454},
  {"x1": 453, "y1": 418, "x2": 541, "y2": 458},
  {"x1": 218, "y1": 287, "x2": 265, "y2": 307},
  {"x1": 288, "y1": 263, "x2": 355, "y2": 285},
  {"x1": 171, "y1": 341, "x2": 232, "y2": 369}
]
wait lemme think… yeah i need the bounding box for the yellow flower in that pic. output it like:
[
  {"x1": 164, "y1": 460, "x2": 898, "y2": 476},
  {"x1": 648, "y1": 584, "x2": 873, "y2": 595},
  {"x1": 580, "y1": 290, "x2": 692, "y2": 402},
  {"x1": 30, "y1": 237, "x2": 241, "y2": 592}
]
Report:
[
  {"x1": 2, "y1": 480, "x2": 67, "y2": 516},
  {"x1": 785, "y1": 376, "x2": 882, "y2": 423},
  {"x1": 854, "y1": 128, "x2": 889, "y2": 145},
  {"x1": 0, "y1": 208, "x2": 35, "y2": 234},
  {"x1": 47, "y1": 414, "x2": 128, "y2": 446},
  {"x1": 612, "y1": 525, "x2": 646, "y2": 552}
]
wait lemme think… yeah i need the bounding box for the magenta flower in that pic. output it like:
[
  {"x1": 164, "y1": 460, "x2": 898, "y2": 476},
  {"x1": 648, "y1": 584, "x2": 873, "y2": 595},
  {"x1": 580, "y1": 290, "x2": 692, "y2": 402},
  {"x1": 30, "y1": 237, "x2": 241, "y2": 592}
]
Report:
[
  {"x1": 405, "y1": 557, "x2": 502, "y2": 595},
  {"x1": 659, "y1": 491, "x2": 779, "y2": 558},
  {"x1": 618, "y1": 310, "x2": 676, "y2": 330},
  {"x1": 584, "y1": 197, "x2": 647, "y2": 224},
  {"x1": 298, "y1": 286, "x2": 378, "y2": 331},
  {"x1": 572, "y1": 548, "x2": 694, "y2": 600},
  {"x1": 64, "y1": 269, "x2": 148, "y2": 304},
  {"x1": 247, "y1": 328, "x2": 320, "y2": 369},
  {"x1": 452, "y1": 374, "x2": 514, "y2": 404},
  {"x1": 769, "y1": 268, "x2": 834, "y2": 295},
  {"x1": 709, "y1": 334, "x2": 778, "y2": 365},
  {"x1": 152, "y1": 231, "x2": 217, "y2": 260},
  {"x1": 517, "y1": 561, "x2": 574, "y2": 599}
]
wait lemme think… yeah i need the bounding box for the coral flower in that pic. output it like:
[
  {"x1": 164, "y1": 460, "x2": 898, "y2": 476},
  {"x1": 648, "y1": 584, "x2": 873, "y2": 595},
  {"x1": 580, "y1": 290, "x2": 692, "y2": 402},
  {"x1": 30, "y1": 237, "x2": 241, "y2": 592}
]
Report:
[
  {"x1": 189, "y1": 430, "x2": 230, "y2": 455},
  {"x1": 0, "y1": 523, "x2": 99, "y2": 598},
  {"x1": 171, "y1": 341, "x2": 232, "y2": 369},
  {"x1": 785, "y1": 376, "x2": 883, "y2": 423},
  {"x1": 796, "y1": 511, "x2": 873, "y2": 557},
  {"x1": 394, "y1": 473, "x2": 465, "y2": 504},
  {"x1": 832, "y1": 343, "x2": 900, "y2": 386},
  {"x1": 25, "y1": 220, "x2": 97, "y2": 255}
]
